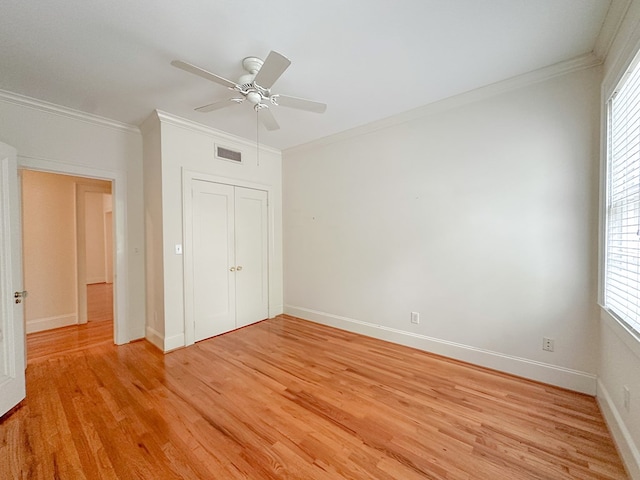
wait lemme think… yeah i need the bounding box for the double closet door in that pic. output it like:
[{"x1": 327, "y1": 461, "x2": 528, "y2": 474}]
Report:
[{"x1": 191, "y1": 180, "x2": 268, "y2": 342}]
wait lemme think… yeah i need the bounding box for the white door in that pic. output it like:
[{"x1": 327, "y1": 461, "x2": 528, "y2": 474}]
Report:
[
  {"x1": 192, "y1": 181, "x2": 236, "y2": 341},
  {"x1": 189, "y1": 180, "x2": 268, "y2": 342},
  {"x1": 235, "y1": 187, "x2": 268, "y2": 328},
  {"x1": 0, "y1": 142, "x2": 26, "y2": 417}
]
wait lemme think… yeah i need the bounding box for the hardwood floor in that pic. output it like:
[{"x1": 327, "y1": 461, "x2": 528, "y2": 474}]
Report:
[
  {"x1": 86, "y1": 282, "x2": 113, "y2": 323},
  {"x1": 1, "y1": 315, "x2": 628, "y2": 479},
  {"x1": 26, "y1": 283, "x2": 113, "y2": 364}
]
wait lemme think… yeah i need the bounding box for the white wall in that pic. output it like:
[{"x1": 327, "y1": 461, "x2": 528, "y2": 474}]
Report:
[
  {"x1": 22, "y1": 170, "x2": 78, "y2": 332},
  {"x1": 0, "y1": 93, "x2": 145, "y2": 343},
  {"x1": 597, "y1": 1, "x2": 640, "y2": 477},
  {"x1": 284, "y1": 64, "x2": 601, "y2": 394},
  {"x1": 142, "y1": 112, "x2": 283, "y2": 351}
]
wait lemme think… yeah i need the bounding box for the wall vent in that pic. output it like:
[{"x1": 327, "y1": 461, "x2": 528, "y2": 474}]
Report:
[{"x1": 215, "y1": 145, "x2": 242, "y2": 163}]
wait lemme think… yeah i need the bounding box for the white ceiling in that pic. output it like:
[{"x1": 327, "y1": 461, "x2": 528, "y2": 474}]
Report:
[{"x1": 0, "y1": 0, "x2": 614, "y2": 150}]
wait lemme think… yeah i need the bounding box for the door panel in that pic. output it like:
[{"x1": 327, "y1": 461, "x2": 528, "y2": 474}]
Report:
[
  {"x1": 235, "y1": 187, "x2": 268, "y2": 328},
  {"x1": 0, "y1": 142, "x2": 26, "y2": 417},
  {"x1": 192, "y1": 180, "x2": 236, "y2": 341}
]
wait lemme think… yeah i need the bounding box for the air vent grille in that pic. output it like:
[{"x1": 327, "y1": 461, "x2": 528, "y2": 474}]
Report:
[{"x1": 216, "y1": 145, "x2": 242, "y2": 163}]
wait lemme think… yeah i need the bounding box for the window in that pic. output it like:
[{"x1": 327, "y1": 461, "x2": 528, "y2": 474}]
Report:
[{"x1": 604, "y1": 56, "x2": 640, "y2": 336}]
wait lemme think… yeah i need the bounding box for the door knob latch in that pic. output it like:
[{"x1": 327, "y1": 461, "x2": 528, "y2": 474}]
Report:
[{"x1": 14, "y1": 290, "x2": 27, "y2": 304}]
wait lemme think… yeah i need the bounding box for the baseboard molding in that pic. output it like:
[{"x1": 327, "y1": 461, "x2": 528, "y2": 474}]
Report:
[
  {"x1": 269, "y1": 303, "x2": 284, "y2": 318},
  {"x1": 164, "y1": 333, "x2": 185, "y2": 353},
  {"x1": 597, "y1": 379, "x2": 640, "y2": 479},
  {"x1": 26, "y1": 313, "x2": 77, "y2": 334},
  {"x1": 145, "y1": 326, "x2": 164, "y2": 351},
  {"x1": 285, "y1": 305, "x2": 597, "y2": 395},
  {"x1": 145, "y1": 328, "x2": 186, "y2": 353}
]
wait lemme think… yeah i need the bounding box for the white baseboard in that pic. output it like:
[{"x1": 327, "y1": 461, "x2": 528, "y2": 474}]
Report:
[
  {"x1": 285, "y1": 305, "x2": 597, "y2": 395},
  {"x1": 26, "y1": 313, "x2": 77, "y2": 333},
  {"x1": 270, "y1": 303, "x2": 284, "y2": 318},
  {"x1": 145, "y1": 326, "x2": 164, "y2": 351},
  {"x1": 145, "y1": 327, "x2": 184, "y2": 353},
  {"x1": 597, "y1": 379, "x2": 640, "y2": 479},
  {"x1": 164, "y1": 333, "x2": 185, "y2": 352}
]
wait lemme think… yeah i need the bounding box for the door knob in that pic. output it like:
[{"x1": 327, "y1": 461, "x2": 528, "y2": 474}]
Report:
[
  {"x1": 14, "y1": 290, "x2": 27, "y2": 304},
  {"x1": 236, "y1": 266, "x2": 243, "y2": 271},
  {"x1": 229, "y1": 267, "x2": 236, "y2": 272}
]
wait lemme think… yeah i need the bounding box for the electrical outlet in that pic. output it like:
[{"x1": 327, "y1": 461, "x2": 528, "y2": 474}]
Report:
[
  {"x1": 624, "y1": 385, "x2": 630, "y2": 411},
  {"x1": 411, "y1": 312, "x2": 419, "y2": 324},
  {"x1": 542, "y1": 337, "x2": 554, "y2": 352}
]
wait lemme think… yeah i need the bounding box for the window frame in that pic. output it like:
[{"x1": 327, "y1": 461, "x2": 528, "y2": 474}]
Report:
[{"x1": 602, "y1": 51, "x2": 640, "y2": 342}]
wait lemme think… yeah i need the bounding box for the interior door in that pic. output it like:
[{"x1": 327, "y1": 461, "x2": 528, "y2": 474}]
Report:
[
  {"x1": 192, "y1": 180, "x2": 236, "y2": 341},
  {"x1": 0, "y1": 142, "x2": 26, "y2": 417},
  {"x1": 234, "y1": 187, "x2": 268, "y2": 328}
]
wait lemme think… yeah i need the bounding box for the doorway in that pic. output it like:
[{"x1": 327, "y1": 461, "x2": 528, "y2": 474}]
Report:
[{"x1": 21, "y1": 170, "x2": 115, "y2": 360}]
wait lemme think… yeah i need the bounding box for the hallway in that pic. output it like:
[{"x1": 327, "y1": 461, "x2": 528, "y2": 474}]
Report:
[{"x1": 27, "y1": 283, "x2": 113, "y2": 364}]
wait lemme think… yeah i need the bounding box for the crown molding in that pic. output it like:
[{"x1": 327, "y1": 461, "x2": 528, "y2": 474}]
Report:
[
  {"x1": 153, "y1": 110, "x2": 281, "y2": 155},
  {"x1": 0, "y1": 89, "x2": 140, "y2": 135},
  {"x1": 285, "y1": 53, "x2": 603, "y2": 157},
  {"x1": 594, "y1": 0, "x2": 632, "y2": 60}
]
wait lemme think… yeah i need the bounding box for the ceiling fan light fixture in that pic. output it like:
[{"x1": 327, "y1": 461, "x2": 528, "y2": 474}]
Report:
[
  {"x1": 171, "y1": 50, "x2": 327, "y2": 133},
  {"x1": 246, "y1": 91, "x2": 262, "y2": 104}
]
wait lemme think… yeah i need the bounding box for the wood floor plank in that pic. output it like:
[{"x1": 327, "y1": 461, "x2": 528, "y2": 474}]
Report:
[{"x1": 0, "y1": 315, "x2": 630, "y2": 479}]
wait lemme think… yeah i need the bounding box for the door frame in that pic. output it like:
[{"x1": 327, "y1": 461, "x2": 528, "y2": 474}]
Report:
[
  {"x1": 18, "y1": 156, "x2": 129, "y2": 345},
  {"x1": 182, "y1": 169, "x2": 272, "y2": 346},
  {"x1": 76, "y1": 184, "x2": 113, "y2": 325}
]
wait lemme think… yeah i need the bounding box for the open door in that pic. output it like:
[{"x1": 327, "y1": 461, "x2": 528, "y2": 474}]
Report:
[{"x1": 0, "y1": 142, "x2": 26, "y2": 417}]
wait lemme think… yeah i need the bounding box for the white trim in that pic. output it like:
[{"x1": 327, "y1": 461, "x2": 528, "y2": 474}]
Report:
[
  {"x1": 25, "y1": 314, "x2": 77, "y2": 334},
  {"x1": 285, "y1": 53, "x2": 602, "y2": 156},
  {"x1": 269, "y1": 303, "x2": 284, "y2": 318},
  {"x1": 594, "y1": 0, "x2": 633, "y2": 60},
  {"x1": 0, "y1": 89, "x2": 139, "y2": 135},
  {"x1": 164, "y1": 333, "x2": 185, "y2": 352},
  {"x1": 285, "y1": 305, "x2": 597, "y2": 395},
  {"x1": 145, "y1": 326, "x2": 164, "y2": 351},
  {"x1": 603, "y1": 7, "x2": 640, "y2": 99},
  {"x1": 17, "y1": 155, "x2": 130, "y2": 345},
  {"x1": 597, "y1": 379, "x2": 640, "y2": 479},
  {"x1": 155, "y1": 110, "x2": 281, "y2": 155}
]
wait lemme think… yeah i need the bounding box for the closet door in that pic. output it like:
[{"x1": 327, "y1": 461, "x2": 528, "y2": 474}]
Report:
[
  {"x1": 192, "y1": 180, "x2": 236, "y2": 341},
  {"x1": 234, "y1": 187, "x2": 268, "y2": 328},
  {"x1": 189, "y1": 180, "x2": 269, "y2": 343}
]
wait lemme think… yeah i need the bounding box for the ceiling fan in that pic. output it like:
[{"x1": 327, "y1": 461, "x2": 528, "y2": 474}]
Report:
[{"x1": 171, "y1": 51, "x2": 327, "y2": 131}]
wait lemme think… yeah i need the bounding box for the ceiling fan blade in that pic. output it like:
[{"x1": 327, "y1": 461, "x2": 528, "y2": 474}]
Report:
[
  {"x1": 257, "y1": 107, "x2": 280, "y2": 131},
  {"x1": 253, "y1": 51, "x2": 291, "y2": 89},
  {"x1": 171, "y1": 60, "x2": 238, "y2": 89},
  {"x1": 195, "y1": 98, "x2": 244, "y2": 113},
  {"x1": 273, "y1": 94, "x2": 327, "y2": 113}
]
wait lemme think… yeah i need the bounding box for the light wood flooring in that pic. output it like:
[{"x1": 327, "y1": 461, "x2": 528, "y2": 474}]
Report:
[{"x1": 1, "y1": 312, "x2": 629, "y2": 479}]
